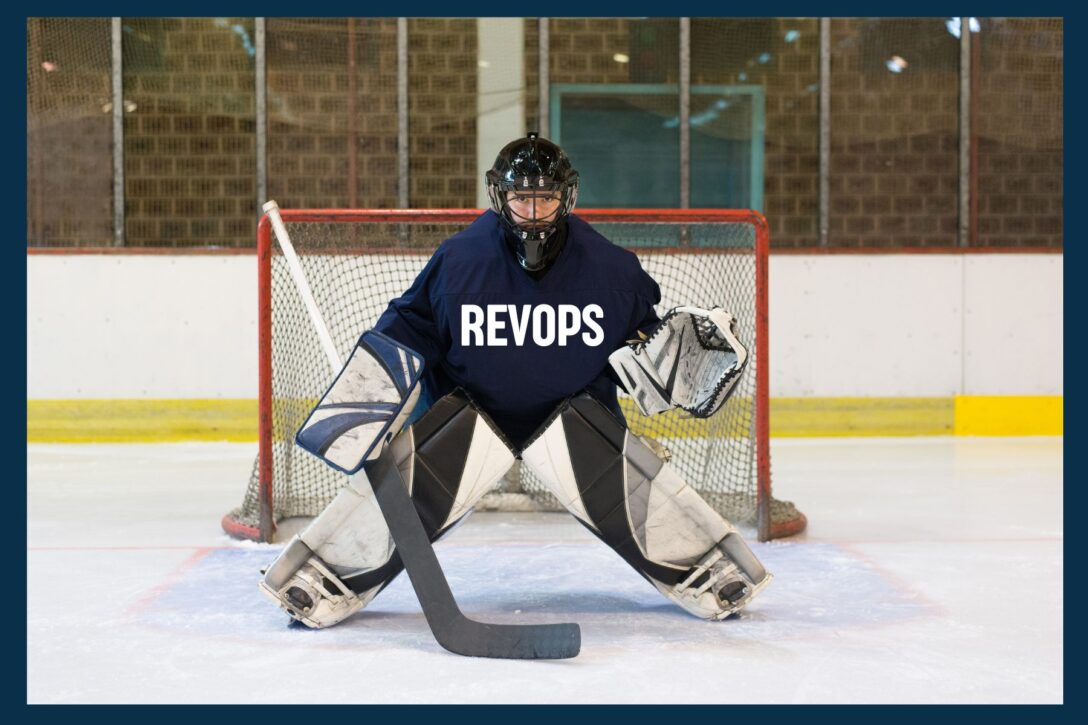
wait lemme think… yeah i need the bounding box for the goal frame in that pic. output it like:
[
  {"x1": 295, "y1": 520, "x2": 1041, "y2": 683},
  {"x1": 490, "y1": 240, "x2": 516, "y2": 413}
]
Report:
[{"x1": 225, "y1": 208, "x2": 773, "y2": 542}]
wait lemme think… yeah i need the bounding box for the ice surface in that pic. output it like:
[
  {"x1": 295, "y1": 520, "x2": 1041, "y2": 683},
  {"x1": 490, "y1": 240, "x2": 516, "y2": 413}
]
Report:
[{"x1": 27, "y1": 438, "x2": 1062, "y2": 704}]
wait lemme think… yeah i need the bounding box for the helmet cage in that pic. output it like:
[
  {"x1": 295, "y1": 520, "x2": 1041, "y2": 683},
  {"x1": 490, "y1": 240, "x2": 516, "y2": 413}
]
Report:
[{"x1": 486, "y1": 173, "x2": 579, "y2": 243}]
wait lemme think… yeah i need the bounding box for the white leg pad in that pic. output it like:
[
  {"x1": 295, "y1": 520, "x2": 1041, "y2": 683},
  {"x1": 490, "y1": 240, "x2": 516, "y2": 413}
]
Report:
[
  {"x1": 521, "y1": 393, "x2": 772, "y2": 620},
  {"x1": 259, "y1": 390, "x2": 515, "y2": 628}
]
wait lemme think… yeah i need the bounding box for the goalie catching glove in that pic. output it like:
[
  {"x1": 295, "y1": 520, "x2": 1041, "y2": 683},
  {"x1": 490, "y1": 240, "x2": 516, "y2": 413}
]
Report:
[{"x1": 609, "y1": 306, "x2": 748, "y2": 418}]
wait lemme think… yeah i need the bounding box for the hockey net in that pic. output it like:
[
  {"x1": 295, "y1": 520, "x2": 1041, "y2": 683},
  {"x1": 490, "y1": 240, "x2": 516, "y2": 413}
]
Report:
[{"x1": 222, "y1": 209, "x2": 806, "y2": 543}]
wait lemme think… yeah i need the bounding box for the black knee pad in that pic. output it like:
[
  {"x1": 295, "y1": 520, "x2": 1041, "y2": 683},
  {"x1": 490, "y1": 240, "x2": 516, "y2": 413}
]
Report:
[
  {"x1": 521, "y1": 393, "x2": 693, "y2": 587},
  {"x1": 345, "y1": 389, "x2": 516, "y2": 593}
]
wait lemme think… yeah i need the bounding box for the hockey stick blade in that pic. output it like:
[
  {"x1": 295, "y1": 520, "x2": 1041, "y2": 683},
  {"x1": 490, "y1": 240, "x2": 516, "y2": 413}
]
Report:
[{"x1": 364, "y1": 447, "x2": 581, "y2": 659}]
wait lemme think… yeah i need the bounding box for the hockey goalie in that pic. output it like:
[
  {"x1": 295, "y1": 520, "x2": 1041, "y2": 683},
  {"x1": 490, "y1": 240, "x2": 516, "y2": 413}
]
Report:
[{"x1": 260, "y1": 132, "x2": 772, "y2": 629}]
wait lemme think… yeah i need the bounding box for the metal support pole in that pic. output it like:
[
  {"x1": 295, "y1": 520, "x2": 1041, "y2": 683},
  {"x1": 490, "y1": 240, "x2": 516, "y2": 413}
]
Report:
[
  {"x1": 397, "y1": 18, "x2": 409, "y2": 209},
  {"x1": 958, "y1": 17, "x2": 972, "y2": 248},
  {"x1": 539, "y1": 17, "x2": 550, "y2": 136},
  {"x1": 347, "y1": 18, "x2": 359, "y2": 208},
  {"x1": 819, "y1": 18, "x2": 830, "y2": 248},
  {"x1": 255, "y1": 18, "x2": 267, "y2": 213},
  {"x1": 678, "y1": 17, "x2": 691, "y2": 210},
  {"x1": 111, "y1": 18, "x2": 124, "y2": 246}
]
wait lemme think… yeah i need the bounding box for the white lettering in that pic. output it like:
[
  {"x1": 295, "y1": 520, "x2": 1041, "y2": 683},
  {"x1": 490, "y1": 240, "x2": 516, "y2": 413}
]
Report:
[
  {"x1": 486, "y1": 304, "x2": 507, "y2": 346},
  {"x1": 462, "y1": 305, "x2": 484, "y2": 346},
  {"x1": 532, "y1": 305, "x2": 556, "y2": 346},
  {"x1": 507, "y1": 304, "x2": 531, "y2": 346},
  {"x1": 558, "y1": 304, "x2": 580, "y2": 346},
  {"x1": 581, "y1": 304, "x2": 605, "y2": 346},
  {"x1": 459, "y1": 303, "x2": 606, "y2": 347}
]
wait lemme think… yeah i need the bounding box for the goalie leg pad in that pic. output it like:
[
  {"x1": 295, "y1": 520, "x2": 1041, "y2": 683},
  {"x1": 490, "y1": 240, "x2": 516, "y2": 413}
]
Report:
[
  {"x1": 520, "y1": 393, "x2": 771, "y2": 620},
  {"x1": 260, "y1": 390, "x2": 516, "y2": 628}
]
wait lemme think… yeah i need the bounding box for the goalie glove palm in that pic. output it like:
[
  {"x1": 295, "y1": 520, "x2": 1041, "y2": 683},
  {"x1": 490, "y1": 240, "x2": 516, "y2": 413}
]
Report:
[{"x1": 608, "y1": 306, "x2": 748, "y2": 418}]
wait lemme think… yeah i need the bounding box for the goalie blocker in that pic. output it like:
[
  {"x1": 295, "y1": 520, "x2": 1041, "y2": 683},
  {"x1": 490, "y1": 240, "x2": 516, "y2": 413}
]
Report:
[{"x1": 521, "y1": 393, "x2": 772, "y2": 619}]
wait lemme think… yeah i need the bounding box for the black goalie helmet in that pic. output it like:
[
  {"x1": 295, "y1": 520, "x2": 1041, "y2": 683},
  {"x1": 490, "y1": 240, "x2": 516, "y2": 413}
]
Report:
[{"x1": 486, "y1": 132, "x2": 579, "y2": 271}]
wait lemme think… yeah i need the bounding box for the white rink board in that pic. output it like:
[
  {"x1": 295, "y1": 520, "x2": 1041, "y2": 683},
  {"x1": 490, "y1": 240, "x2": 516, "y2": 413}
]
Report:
[
  {"x1": 27, "y1": 254, "x2": 257, "y2": 399},
  {"x1": 770, "y1": 255, "x2": 964, "y2": 397},
  {"x1": 962, "y1": 254, "x2": 1063, "y2": 395},
  {"x1": 27, "y1": 252, "x2": 1062, "y2": 398}
]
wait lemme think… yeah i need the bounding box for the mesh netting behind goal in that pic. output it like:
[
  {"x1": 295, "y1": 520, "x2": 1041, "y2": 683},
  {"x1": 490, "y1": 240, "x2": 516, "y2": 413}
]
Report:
[{"x1": 222, "y1": 209, "x2": 806, "y2": 543}]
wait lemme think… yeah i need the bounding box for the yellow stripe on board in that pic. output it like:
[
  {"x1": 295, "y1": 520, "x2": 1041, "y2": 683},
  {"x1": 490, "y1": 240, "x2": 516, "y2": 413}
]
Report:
[
  {"x1": 618, "y1": 398, "x2": 757, "y2": 440},
  {"x1": 954, "y1": 395, "x2": 1063, "y2": 436},
  {"x1": 27, "y1": 399, "x2": 258, "y2": 443},
  {"x1": 770, "y1": 397, "x2": 954, "y2": 437},
  {"x1": 26, "y1": 396, "x2": 1062, "y2": 443}
]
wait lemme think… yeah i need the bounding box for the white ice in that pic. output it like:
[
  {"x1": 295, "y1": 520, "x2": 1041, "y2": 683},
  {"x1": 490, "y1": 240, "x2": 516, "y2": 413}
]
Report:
[{"x1": 27, "y1": 437, "x2": 1062, "y2": 704}]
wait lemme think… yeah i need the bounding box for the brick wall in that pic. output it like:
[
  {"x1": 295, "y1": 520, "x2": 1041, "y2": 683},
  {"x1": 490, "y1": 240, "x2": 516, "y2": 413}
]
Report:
[
  {"x1": 828, "y1": 18, "x2": 960, "y2": 248},
  {"x1": 26, "y1": 17, "x2": 1062, "y2": 250},
  {"x1": 267, "y1": 18, "x2": 399, "y2": 210},
  {"x1": 407, "y1": 18, "x2": 477, "y2": 208},
  {"x1": 975, "y1": 17, "x2": 1062, "y2": 247},
  {"x1": 524, "y1": 19, "x2": 540, "y2": 133},
  {"x1": 268, "y1": 18, "x2": 477, "y2": 213},
  {"x1": 122, "y1": 18, "x2": 256, "y2": 247},
  {"x1": 549, "y1": 18, "x2": 655, "y2": 84},
  {"x1": 26, "y1": 18, "x2": 114, "y2": 247}
]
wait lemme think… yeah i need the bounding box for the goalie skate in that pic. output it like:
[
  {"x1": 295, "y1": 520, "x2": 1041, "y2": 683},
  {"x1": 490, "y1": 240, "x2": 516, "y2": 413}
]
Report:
[
  {"x1": 653, "y1": 538, "x2": 773, "y2": 620},
  {"x1": 259, "y1": 537, "x2": 372, "y2": 628}
]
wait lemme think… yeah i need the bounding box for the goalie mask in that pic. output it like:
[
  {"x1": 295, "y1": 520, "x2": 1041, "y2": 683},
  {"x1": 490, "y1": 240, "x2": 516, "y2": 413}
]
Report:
[{"x1": 486, "y1": 132, "x2": 579, "y2": 272}]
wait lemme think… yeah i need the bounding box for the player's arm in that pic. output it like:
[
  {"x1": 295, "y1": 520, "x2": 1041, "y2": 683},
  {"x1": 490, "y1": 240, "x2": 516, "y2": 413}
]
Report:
[
  {"x1": 602, "y1": 262, "x2": 662, "y2": 389},
  {"x1": 372, "y1": 249, "x2": 449, "y2": 373}
]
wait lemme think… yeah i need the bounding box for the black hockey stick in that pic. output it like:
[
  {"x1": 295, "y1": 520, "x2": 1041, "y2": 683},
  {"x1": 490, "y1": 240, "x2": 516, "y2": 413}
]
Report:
[{"x1": 363, "y1": 447, "x2": 581, "y2": 659}]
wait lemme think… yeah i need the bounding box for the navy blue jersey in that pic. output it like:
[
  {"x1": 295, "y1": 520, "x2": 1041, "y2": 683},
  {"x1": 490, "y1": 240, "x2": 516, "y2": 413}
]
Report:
[{"x1": 373, "y1": 211, "x2": 661, "y2": 447}]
